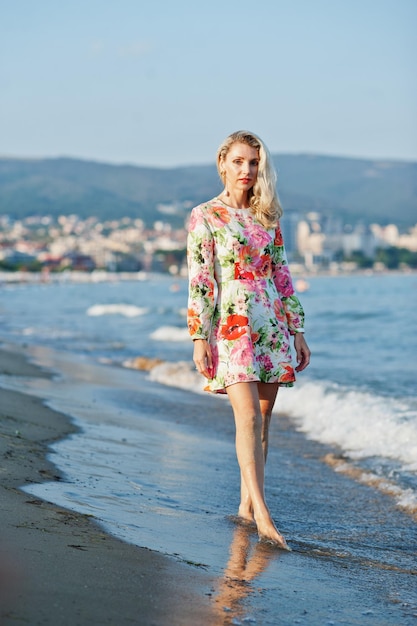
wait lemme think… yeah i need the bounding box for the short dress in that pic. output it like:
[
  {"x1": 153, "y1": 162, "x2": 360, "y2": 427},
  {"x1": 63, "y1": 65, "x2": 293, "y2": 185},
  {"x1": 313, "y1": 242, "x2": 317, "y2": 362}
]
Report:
[{"x1": 187, "y1": 198, "x2": 305, "y2": 393}]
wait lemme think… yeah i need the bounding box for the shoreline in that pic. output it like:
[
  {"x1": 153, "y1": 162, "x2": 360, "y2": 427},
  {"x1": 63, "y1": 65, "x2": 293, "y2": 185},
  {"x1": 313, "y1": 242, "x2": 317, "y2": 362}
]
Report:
[
  {"x1": 0, "y1": 346, "x2": 215, "y2": 625},
  {"x1": 0, "y1": 266, "x2": 416, "y2": 286},
  {"x1": 1, "y1": 343, "x2": 416, "y2": 625}
]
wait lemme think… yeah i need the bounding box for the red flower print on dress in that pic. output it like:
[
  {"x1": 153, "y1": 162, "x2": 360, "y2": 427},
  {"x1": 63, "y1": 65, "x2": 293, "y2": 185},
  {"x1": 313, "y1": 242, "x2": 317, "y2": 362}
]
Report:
[
  {"x1": 251, "y1": 331, "x2": 260, "y2": 344},
  {"x1": 280, "y1": 363, "x2": 295, "y2": 383},
  {"x1": 234, "y1": 262, "x2": 255, "y2": 280},
  {"x1": 257, "y1": 255, "x2": 272, "y2": 277},
  {"x1": 273, "y1": 299, "x2": 286, "y2": 321},
  {"x1": 239, "y1": 244, "x2": 262, "y2": 269},
  {"x1": 187, "y1": 308, "x2": 201, "y2": 335},
  {"x1": 208, "y1": 206, "x2": 231, "y2": 228},
  {"x1": 274, "y1": 227, "x2": 283, "y2": 247},
  {"x1": 220, "y1": 314, "x2": 249, "y2": 340}
]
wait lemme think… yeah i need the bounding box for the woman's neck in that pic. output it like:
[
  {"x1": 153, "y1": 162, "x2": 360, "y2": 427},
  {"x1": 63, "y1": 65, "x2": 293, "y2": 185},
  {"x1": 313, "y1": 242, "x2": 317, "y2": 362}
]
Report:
[{"x1": 218, "y1": 190, "x2": 250, "y2": 209}]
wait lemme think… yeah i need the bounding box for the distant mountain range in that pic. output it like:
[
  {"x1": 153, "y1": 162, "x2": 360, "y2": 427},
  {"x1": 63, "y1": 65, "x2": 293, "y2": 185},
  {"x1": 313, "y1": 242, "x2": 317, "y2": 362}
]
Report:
[{"x1": 0, "y1": 154, "x2": 416, "y2": 228}]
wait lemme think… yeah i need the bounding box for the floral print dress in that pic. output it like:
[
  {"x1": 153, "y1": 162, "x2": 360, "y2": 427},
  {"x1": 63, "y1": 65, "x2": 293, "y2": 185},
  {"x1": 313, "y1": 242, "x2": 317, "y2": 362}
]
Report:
[{"x1": 187, "y1": 198, "x2": 305, "y2": 393}]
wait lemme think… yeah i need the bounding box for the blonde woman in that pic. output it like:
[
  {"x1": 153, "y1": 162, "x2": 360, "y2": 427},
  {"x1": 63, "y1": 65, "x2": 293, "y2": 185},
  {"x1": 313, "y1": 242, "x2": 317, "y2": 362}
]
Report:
[{"x1": 187, "y1": 131, "x2": 310, "y2": 549}]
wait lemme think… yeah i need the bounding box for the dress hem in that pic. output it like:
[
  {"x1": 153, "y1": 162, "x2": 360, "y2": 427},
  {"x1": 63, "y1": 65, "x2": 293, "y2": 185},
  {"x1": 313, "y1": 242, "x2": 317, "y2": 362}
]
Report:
[{"x1": 203, "y1": 376, "x2": 296, "y2": 395}]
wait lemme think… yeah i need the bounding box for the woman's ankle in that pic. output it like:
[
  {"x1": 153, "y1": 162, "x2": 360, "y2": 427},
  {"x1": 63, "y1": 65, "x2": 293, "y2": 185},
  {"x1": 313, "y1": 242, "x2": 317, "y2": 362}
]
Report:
[{"x1": 237, "y1": 504, "x2": 254, "y2": 521}]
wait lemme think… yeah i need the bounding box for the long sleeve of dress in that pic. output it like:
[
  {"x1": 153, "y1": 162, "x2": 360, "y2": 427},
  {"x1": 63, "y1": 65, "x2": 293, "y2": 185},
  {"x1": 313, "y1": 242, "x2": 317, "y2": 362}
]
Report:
[
  {"x1": 186, "y1": 205, "x2": 216, "y2": 340},
  {"x1": 271, "y1": 223, "x2": 305, "y2": 334}
]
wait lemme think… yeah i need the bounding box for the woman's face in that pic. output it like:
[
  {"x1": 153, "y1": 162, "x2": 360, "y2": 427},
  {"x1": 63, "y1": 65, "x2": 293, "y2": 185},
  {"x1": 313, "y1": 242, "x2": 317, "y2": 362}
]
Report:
[{"x1": 221, "y1": 142, "x2": 259, "y2": 193}]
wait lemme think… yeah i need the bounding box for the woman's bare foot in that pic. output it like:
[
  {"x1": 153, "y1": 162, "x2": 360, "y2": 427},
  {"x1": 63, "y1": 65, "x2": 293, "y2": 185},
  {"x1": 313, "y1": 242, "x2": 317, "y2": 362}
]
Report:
[{"x1": 256, "y1": 516, "x2": 290, "y2": 550}]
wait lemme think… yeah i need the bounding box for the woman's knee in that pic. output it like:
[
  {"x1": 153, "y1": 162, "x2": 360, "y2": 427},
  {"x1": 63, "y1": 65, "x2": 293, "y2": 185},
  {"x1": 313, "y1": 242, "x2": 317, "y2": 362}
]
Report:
[{"x1": 234, "y1": 409, "x2": 262, "y2": 433}]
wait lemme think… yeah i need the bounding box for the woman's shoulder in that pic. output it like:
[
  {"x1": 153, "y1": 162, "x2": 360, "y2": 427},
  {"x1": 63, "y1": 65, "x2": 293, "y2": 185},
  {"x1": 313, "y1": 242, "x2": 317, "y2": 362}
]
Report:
[
  {"x1": 188, "y1": 198, "x2": 217, "y2": 232},
  {"x1": 191, "y1": 198, "x2": 221, "y2": 214},
  {"x1": 189, "y1": 198, "x2": 225, "y2": 224},
  {"x1": 188, "y1": 198, "x2": 233, "y2": 233}
]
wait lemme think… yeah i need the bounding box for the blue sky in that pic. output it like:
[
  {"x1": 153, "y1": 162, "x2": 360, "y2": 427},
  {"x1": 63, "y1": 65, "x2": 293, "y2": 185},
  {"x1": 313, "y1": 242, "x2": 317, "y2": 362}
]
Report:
[{"x1": 1, "y1": 0, "x2": 416, "y2": 166}]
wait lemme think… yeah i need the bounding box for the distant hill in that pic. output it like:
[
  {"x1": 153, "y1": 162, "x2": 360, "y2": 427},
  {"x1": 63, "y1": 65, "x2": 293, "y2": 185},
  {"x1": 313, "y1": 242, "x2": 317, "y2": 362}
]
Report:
[
  {"x1": 273, "y1": 155, "x2": 417, "y2": 228},
  {"x1": 0, "y1": 154, "x2": 415, "y2": 228}
]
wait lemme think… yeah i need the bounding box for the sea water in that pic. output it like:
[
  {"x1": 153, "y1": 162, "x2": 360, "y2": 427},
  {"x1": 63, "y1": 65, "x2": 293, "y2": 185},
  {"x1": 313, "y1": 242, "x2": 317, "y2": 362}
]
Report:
[
  {"x1": 1, "y1": 271, "x2": 416, "y2": 623},
  {"x1": 1, "y1": 271, "x2": 416, "y2": 507}
]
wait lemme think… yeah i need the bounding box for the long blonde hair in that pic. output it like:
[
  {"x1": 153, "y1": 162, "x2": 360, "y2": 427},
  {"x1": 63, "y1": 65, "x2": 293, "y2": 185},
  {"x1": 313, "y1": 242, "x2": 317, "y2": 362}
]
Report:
[{"x1": 216, "y1": 130, "x2": 282, "y2": 228}]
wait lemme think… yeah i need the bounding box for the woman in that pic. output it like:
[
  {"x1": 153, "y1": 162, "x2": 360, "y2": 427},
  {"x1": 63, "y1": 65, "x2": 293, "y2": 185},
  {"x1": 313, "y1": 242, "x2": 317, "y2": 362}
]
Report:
[{"x1": 187, "y1": 130, "x2": 310, "y2": 549}]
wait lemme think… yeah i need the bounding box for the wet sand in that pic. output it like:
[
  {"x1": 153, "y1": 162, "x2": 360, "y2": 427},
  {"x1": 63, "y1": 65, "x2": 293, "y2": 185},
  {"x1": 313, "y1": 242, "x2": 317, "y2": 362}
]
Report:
[
  {"x1": 0, "y1": 347, "x2": 215, "y2": 625},
  {"x1": 0, "y1": 344, "x2": 416, "y2": 625}
]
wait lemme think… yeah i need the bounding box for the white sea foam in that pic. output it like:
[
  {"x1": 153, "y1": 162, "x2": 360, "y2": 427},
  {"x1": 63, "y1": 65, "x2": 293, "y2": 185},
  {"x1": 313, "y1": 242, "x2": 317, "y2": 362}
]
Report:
[
  {"x1": 150, "y1": 325, "x2": 190, "y2": 342},
  {"x1": 148, "y1": 361, "x2": 205, "y2": 390},
  {"x1": 86, "y1": 304, "x2": 148, "y2": 317},
  {"x1": 277, "y1": 381, "x2": 417, "y2": 472},
  {"x1": 329, "y1": 461, "x2": 417, "y2": 515},
  {"x1": 18, "y1": 327, "x2": 77, "y2": 339}
]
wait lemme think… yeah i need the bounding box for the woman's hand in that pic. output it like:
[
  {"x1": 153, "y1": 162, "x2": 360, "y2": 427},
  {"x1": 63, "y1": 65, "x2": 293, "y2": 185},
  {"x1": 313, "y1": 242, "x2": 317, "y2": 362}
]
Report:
[
  {"x1": 193, "y1": 339, "x2": 213, "y2": 379},
  {"x1": 294, "y1": 333, "x2": 311, "y2": 372}
]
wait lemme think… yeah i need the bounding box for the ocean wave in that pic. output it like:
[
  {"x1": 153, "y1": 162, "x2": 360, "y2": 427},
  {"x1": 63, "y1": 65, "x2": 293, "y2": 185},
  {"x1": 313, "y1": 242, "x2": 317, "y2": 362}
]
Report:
[
  {"x1": 86, "y1": 304, "x2": 148, "y2": 317},
  {"x1": 150, "y1": 326, "x2": 190, "y2": 342},
  {"x1": 148, "y1": 361, "x2": 204, "y2": 389},
  {"x1": 16, "y1": 327, "x2": 78, "y2": 339},
  {"x1": 277, "y1": 381, "x2": 417, "y2": 472},
  {"x1": 323, "y1": 453, "x2": 417, "y2": 518}
]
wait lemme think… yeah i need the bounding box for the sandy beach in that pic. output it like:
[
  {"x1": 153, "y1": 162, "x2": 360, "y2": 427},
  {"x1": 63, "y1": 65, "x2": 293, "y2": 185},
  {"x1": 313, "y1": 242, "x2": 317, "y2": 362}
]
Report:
[
  {"x1": 0, "y1": 347, "x2": 215, "y2": 625},
  {"x1": 0, "y1": 344, "x2": 416, "y2": 625}
]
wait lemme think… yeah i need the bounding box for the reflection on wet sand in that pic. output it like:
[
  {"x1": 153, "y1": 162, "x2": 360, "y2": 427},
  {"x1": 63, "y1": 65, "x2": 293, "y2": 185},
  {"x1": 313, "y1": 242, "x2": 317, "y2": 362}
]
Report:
[{"x1": 214, "y1": 523, "x2": 283, "y2": 624}]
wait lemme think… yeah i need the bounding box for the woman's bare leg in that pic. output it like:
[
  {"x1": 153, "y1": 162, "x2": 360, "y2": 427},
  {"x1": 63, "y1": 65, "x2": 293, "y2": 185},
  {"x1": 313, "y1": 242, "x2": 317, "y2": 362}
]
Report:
[
  {"x1": 238, "y1": 383, "x2": 279, "y2": 522},
  {"x1": 259, "y1": 382, "x2": 279, "y2": 460},
  {"x1": 226, "y1": 382, "x2": 288, "y2": 548}
]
